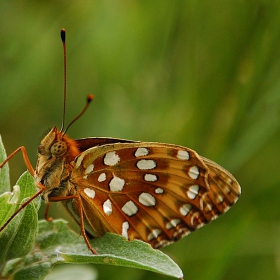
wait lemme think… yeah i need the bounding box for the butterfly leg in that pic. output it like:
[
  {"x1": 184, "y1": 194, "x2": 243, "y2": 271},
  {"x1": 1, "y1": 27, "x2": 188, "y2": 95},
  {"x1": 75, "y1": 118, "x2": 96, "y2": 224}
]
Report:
[
  {"x1": 44, "y1": 202, "x2": 54, "y2": 222},
  {"x1": 0, "y1": 146, "x2": 35, "y2": 176},
  {"x1": 48, "y1": 194, "x2": 98, "y2": 255}
]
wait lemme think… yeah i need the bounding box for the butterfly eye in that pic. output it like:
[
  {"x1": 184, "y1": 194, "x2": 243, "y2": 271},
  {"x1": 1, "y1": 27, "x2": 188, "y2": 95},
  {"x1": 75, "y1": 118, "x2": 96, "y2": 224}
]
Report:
[{"x1": 50, "y1": 141, "x2": 67, "y2": 156}]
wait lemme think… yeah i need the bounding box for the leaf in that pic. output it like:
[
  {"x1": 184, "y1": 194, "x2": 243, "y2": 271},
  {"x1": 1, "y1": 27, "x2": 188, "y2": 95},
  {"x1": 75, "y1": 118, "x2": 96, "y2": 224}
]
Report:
[
  {"x1": 44, "y1": 265, "x2": 98, "y2": 280},
  {"x1": 0, "y1": 172, "x2": 39, "y2": 267},
  {"x1": 0, "y1": 137, "x2": 40, "y2": 275},
  {"x1": 0, "y1": 184, "x2": 21, "y2": 229},
  {"x1": 3, "y1": 220, "x2": 183, "y2": 279},
  {"x1": 0, "y1": 135, "x2": 10, "y2": 193},
  {"x1": 15, "y1": 171, "x2": 41, "y2": 212},
  {"x1": 0, "y1": 200, "x2": 38, "y2": 267}
]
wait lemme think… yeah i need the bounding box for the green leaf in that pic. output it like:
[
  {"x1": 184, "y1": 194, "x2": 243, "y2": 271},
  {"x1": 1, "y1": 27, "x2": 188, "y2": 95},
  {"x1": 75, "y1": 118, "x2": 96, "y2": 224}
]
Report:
[
  {"x1": 0, "y1": 137, "x2": 41, "y2": 275},
  {"x1": 0, "y1": 171, "x2": 40, "y2": 230},
  {"x1": 0, "y1": 199, "x2": 38, "y2": 266},
  {"x1": 44, "y1": 265, "x2": 98, "y2": 280},
  {"x1": 4, "y1": 220, "x2": 184, "y2": 279},
  {"x1": 0, "y1": 135, "x2": 17, "y2": 229},
  {"x1": 0, "y1": 135, "x2": 10, "y2": 193},
  {"x1": 15, "y1": 171, "x2": 41, "y2": 212},
  {"x1": 0, "y1": 172, "x2": 39, "y2": 267},
  {"x1": 3, "y1": 220, "x2": 183, "y2": 280},
  {"x1": 47, "y1": 220, "x2": 183, "y2": 278},
  {"x1": 0, "y1": 184, "x2": 21, "y2": 229}
]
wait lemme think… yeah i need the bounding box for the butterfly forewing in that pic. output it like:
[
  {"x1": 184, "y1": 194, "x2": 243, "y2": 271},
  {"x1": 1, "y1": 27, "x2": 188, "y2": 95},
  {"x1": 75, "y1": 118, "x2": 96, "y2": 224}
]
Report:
[{"x1": 70, "y1": 142, "x2": 241, "y2": 248}]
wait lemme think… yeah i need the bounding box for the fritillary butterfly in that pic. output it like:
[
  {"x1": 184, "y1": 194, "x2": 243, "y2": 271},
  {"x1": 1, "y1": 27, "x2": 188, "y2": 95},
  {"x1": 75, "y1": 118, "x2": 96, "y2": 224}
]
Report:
[{"x1": 0, "y1": 29, "x2": 241, "y2": 255}]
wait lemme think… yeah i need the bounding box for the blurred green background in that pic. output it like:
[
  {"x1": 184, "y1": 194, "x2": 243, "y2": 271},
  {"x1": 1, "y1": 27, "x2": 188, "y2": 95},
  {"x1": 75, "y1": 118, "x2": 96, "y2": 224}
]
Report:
[{"x1": 1, "y1": 1, "x2": 280, "y2": 279}]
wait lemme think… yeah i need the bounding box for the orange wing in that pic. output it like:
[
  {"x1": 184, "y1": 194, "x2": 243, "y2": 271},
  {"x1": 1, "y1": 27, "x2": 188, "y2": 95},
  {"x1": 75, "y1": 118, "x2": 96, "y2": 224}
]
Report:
[{"x1": 68, "y1": 142, "x2": 241, "y2": 248}]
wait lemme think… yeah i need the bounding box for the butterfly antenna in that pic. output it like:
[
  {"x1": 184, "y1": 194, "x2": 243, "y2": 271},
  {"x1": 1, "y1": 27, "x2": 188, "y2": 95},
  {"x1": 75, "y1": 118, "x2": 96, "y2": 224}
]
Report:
[
  {"x1": 59, "y1": 28, "x2": 93, "y2": 135},
  {"x1": 63, "y1": 94, "x2": 94, "y2": 135},
  {"x1": 60, "y1": 28, "x2": 67, "y2": 132}
]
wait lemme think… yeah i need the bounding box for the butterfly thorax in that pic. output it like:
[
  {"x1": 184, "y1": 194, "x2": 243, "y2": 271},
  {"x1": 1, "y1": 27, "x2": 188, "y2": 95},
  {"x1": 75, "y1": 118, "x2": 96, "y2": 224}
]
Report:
[{"x1": 34, "y1": 126, "x2": 80, "y2": 202}]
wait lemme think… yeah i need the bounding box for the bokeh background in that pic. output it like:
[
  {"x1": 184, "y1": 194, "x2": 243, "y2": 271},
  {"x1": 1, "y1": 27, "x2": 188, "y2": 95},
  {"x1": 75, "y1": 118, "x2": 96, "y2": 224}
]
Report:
[{"x1": 1, "y1": 1, "x2": 280, "y2": 280}]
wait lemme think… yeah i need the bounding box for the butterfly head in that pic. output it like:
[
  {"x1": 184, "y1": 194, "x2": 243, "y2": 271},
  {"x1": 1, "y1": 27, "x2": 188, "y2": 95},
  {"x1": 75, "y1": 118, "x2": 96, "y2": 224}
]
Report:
[{"x1": 34, "y1": 126, "x2": 80, "y2": 200}]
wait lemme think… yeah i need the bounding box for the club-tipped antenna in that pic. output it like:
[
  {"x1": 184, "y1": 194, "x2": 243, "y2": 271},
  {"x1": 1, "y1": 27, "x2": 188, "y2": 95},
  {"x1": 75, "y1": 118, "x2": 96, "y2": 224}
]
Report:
[
  {"x1": 59, "y1": 29, "x2": 93, "y2": 135},
  {"x1": 63, "y1": 94, "x2": 94, "y2": 135},
  {"x1": 60, "y1": 28, "x2": 67, "y2": 132}
]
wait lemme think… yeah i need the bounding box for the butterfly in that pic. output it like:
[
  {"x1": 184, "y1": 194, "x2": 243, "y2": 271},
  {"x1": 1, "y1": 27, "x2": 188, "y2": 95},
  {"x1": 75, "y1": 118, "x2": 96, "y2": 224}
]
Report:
[{"x1": 0, "y1": 29, "x2": 241, "y2": 255}]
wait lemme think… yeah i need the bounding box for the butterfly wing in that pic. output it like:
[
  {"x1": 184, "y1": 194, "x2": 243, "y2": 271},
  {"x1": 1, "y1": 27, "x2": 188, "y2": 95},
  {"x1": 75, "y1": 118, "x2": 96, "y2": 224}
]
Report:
[
  {"x1": 69, "y1": 142, "x2": 241, "y2": 248},
  {"x1": 200, "y1": 156, "x2": 241, "y2": 219}
]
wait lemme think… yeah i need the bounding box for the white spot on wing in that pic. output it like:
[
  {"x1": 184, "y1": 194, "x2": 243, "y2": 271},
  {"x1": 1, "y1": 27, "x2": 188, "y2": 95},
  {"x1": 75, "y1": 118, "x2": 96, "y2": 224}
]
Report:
[
  {"x1": 122, "y1": 221, "x2": 129, "y2": 239},
  {"x1": 144, "y1": 174, "x2": 158, "y2": 182},
  {"x1": 75, "y1": 153, "x2": 86, "y2": 168},
  {"x1": 197, "y1": 222, "x2": 205, "y2": 229},
  {"x1": 148, "y1": 229, "x2": 162, "y2": 241},
  {"x1": 226, "y1": 178, "x2": 233, "y2": 184},
  {"x1": 187, "y1": 185, "x2": 200, "y2": 199},
  {"x1": 224, "y1": 185, "x2": 231, "y2": 194},
  {"x1": 84, "y1": 188, "x2": 95, "y2": 199},
  {"x1": 180, "y1": 204, "x2": 192, "y2": 216},
  {"x1": 139, "y1": 192, "x2": 156, "y2": 206},
  {"x1": 223, "y1": 205, "x2": 230, "y2": 213},
  {"x1": 109, "y1": 175, "x2": 125, "y2": 192},
  {"x1": 104, "y1": 151, "x2": 120, "y2": 166},
  {"x1": 212, "y1": 214, "x2": 218, "y2": 220},
  {"x1": 85, "y1": 164, "x2": 94, "y2": 175},
  {"x1": 188, "y1": 166, "x2": 200, "y2": 179},
  {"x1": 216, "y1": 194, "x2": 224, "y2": 204},
  {"x1": 174, "y1": 228, "x2": 189, "y2": 238},
  {"x1": 103, "y1": 199, "x2": 112, "y2": 216},
  {"x1": 98, "y1": 172, "x2": 106, "y2": 182},
  {"x1": 205, "y1": 203, "x2": 213, "y2": 212},
  {"x1": 136, "y1": 159, "x2": 156, "y2": 170},
  {"x1": 155, "y1": 188, "x2": 164, "y2": 194},
  {"x1": 135, "y1": 147, "x2": 149, "y2": 157},
  {"x1": 181, "y1": 230, "x2": 191, "y2": 238},
  {"x1": 166, "y1": 219, "x2": 181, "y2": 230},
  {"x1": 122, "y1": 201, "x2": 138, "y2": 216},
  {"x1": 155, "y1": 240, "x2": 171, "y2": 248},
  {"x1": 177, "y1": 150, "x2": 190, "y2": 160}
]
